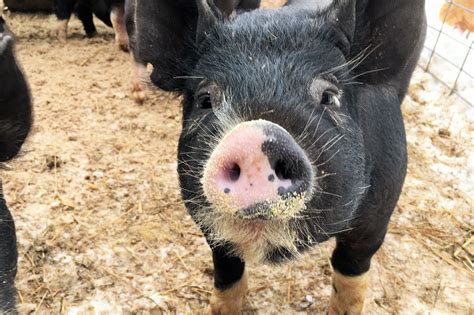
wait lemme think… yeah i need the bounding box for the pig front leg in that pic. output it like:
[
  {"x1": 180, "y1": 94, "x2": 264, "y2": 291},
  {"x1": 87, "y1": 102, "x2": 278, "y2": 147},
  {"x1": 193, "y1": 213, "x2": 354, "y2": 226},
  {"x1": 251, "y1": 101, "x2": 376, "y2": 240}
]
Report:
[
  {"x1": 76, "y1": 4, "x2": 97, "y2": 38},
  {"x1": 328, "y1": 271, "x2": 369, "y2": 315},
  {"x1": 55, "y1": 19, "x2": 69, "y2": 43},
  {"x1": 53, "y1": 0, "x2": 75, "y2": 42},
  {"x1": 238, "y1": 0, "x2": 261, "y2": 11},
  {"x1": 209, "y1": 246, "x2": 247, "y2": 315},
  {"x1": 130, "y1": 60, "x2": 147, "y2": 104},
  {"x1": 110, "y1": 4, "x2": 129, "y2": 52},
  {"x1": 328, "y1": 230, "x2": 387, "y2": 315}
]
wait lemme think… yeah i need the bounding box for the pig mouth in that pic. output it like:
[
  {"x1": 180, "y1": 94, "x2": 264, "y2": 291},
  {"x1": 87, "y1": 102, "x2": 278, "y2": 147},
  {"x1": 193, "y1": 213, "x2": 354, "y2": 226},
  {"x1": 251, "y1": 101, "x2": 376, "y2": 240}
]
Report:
[
  {"x1": 235, "y1": 202, "x2": 275, "y2": 220},
  {"x1": 233, "y1": 195, "x2": 307, "y2": 221}
]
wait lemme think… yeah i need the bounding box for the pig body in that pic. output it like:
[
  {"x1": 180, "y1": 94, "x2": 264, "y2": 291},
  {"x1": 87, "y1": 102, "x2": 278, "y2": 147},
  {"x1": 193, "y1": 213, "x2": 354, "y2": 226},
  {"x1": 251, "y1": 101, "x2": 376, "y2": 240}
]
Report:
[
  {"x1": 0, "y1": 14, "x2": 32, "y2": 315},
  {"x1": 131, "y1": 0, "x2": 425, "y2": 313}
]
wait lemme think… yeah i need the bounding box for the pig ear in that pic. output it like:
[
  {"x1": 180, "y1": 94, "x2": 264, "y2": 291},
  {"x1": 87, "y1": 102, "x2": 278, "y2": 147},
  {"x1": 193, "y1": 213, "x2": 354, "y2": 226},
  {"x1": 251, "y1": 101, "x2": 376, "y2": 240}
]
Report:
[
  {"x1": 329, "y1": 1, "x2": 356, "y2": 43},
  {"x1": 196, "y1": 0, "x2": 228, "y2": 44},
  {"x1": 325, "y1": 0, "x2": 356, "y2": 55},
  {"x1": 132, "y1": 0, "x2": 198, "y2": 91},
  {"x1": 287, "y1": 0, "x2": 356, "y2": 54}
]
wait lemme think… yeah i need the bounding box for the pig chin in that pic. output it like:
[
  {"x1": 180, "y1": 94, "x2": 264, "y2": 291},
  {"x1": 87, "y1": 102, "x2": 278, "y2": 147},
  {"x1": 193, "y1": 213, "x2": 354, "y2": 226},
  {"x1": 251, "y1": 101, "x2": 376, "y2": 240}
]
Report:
[{"x1": 203, "y1": 212, "x2": 302, "y2": 264}]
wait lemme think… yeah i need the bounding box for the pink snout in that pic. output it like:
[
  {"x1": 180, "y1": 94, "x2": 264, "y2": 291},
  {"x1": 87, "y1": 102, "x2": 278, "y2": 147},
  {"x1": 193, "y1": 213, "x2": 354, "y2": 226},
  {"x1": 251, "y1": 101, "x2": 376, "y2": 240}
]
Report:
[{"x1": 202, "y1": 120, "x2": 313, "y2": 219}]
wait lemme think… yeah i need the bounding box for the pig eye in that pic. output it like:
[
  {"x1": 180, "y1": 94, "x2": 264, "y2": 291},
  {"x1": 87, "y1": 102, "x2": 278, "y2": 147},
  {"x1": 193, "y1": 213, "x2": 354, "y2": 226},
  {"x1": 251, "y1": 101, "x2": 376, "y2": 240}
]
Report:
[
  {"x1": 321, "y1": 89, "x2": 341, "y2": 108},
  {"x1": 197, "y1": 91, "x2": 213, "y2": 109},
  {"x1": 195, "y1": 81, "x2": 222, "y2": 110},
  {"x1": 310, "y1": 77, "x2": 341, "y2": 108}
]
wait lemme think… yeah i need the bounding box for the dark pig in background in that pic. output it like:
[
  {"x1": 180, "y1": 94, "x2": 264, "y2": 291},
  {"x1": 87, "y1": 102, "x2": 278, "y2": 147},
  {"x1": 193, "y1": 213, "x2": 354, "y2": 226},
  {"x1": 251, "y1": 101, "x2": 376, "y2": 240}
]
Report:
[
  {"x1": 124, "y1": 0, "x2": 261, "y2": 104},
  {"x1": 3, "y1": 0, "x2": 52, "y2": 12},
  {"x1": 54, "y1": 0, "x2": 128, "y2": 51},
  {"x1": 130, "y1": 0, "x2": 425, "y2": 313},
  {"x1": 0, "y1": 5, "x2": 32, "y2": 314}
]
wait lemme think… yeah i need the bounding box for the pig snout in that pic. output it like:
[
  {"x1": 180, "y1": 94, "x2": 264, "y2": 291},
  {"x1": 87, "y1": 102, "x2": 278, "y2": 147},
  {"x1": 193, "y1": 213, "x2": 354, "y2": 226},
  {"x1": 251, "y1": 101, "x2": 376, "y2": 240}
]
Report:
[{"x1": 202, "y1": 120, "x2": 313, "y2": 220}]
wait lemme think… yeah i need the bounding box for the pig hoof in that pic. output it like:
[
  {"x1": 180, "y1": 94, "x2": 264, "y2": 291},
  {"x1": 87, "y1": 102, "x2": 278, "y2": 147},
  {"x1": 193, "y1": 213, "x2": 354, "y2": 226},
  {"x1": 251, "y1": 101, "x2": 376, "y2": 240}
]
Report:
[
  {"x1": 56, "y1": 31, "x2": 67, "y2": 43},
  {"x1": 131, "y1": 81, "x2": 146, "y2": 105},
  {"x1": 209, "y1": 296, "x2": 244, "y2": 315},
  {"x1": 116, "y1": 36, "x2": 129, "y2": 52},
  {"x1": 86, "y1": 31, "x2": 97, "y2": 38},
  {"x1": 117, "y1": 41, "x2": 129, "y2": 52},
  {"x1": 209, "y1": 273, "x2": 248, "y2": 315},
  {"x1": 329, "y1": 271, "x2": 369, "y2": 315},
  {"x1": 55, "y1": 20, "x2": 68, "y2": 43}
]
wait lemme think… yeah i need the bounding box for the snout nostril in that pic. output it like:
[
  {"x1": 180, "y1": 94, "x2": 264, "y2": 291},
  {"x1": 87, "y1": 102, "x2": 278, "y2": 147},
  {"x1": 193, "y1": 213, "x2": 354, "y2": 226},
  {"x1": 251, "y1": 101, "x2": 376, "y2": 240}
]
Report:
[
  {"x1": 228, "y1": 163, "x2": 241, "y2": 182},
  {"x1": 274, "y1": 160, "x2": 292, "y2": 181}
]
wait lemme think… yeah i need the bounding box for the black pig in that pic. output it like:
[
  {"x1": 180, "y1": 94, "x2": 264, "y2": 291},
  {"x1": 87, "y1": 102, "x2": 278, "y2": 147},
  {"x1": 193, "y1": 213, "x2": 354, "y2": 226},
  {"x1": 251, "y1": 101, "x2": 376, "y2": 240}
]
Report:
[
  {"x1": 131, "y1": 0, "x2": 425, "y2": 313},
  {"x1": 0, "y1": 13, "x2": 32, "y2": 315},
  {"x1": 125, "y1": 0, "x2": 260, "y2": 104}
]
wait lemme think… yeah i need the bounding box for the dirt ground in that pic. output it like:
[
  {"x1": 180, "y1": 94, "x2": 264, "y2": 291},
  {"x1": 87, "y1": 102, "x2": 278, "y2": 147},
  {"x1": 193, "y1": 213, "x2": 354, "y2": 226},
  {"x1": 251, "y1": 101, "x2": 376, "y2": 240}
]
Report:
[{"x1": 1, "y1": 2, "x2": 473, "y2": 314}]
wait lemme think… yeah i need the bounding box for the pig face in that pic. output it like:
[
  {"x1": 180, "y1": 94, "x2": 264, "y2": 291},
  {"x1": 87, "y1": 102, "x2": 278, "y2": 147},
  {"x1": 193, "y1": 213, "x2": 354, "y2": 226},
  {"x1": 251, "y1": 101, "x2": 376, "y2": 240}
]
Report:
[
  {"x1": 177, "y1": 9, "x2": 367, "y2": 263},
  {"x1": 0, "y1": 17, "x2": 32, "y2": 162}
]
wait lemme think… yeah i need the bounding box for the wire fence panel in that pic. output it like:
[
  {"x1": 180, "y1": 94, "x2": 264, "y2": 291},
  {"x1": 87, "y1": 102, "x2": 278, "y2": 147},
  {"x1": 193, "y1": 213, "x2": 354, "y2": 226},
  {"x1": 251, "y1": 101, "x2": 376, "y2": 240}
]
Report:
[{"x1": 419, "y1": 0, "x2": 473, "y2": 106}]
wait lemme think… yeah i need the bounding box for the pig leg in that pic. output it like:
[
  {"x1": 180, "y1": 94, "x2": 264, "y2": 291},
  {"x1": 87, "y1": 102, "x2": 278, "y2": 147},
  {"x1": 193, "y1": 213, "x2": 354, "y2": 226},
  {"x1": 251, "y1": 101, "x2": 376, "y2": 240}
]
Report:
[
  {"x1": 328, "y1": 230, "x2": 387, "y2": 315},
  {"x1": 76, "y1": 4, "x2": 97, "y2": 38},
  {"x1": 124, "y1": 0, "x2": 146, "y2": 104},
  {"x1": 209, "y1": 246, "x2": 247, "y2": 315},
  {"x1": 238, "y1": 0, "x2": 261, "y2": 11},
  {"x1": 0, "y1": 188, "x2": 18, "y2": 314},
  {"x1": 130, "y1": 60, "x2": 147, "y2": 104},
  {"x1": 53, "y1": 0, "x2": 76, "y2": 42},
  {"x1": 55, "y1": 20, "x2": 69, "y2": 43},
  {"x1": 328, "y1": 271, "x2": 369, "y2": 315},
  {"x1": 110, "y1": 4, "x2": 129, "y2": 52}
]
